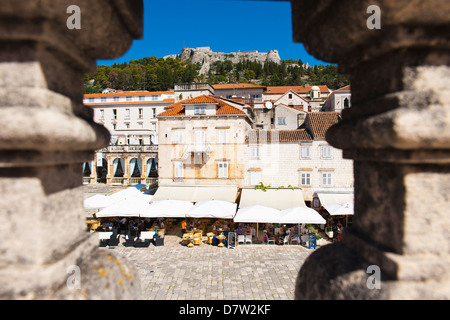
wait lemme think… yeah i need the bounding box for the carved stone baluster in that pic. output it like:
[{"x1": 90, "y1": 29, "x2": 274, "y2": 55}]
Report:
[
  {"x1": 0, "y1": 0, "x2": 143, "y2": 299},
  {"x1": 291, "y1": 0, "x2": 450, "y2": 299}
]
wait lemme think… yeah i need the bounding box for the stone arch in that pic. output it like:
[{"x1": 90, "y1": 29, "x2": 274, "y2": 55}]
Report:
[
  {"x1": 146, "y1": 157, "x2": 158, "y2": 178},
  {"x1": 129, "y1": 157, "x2": 142, "y2": 177},
  {"x1": 96, "y1": 158, "x2": 108, "y2": 184},
  {"x1": 112, "y1": 158, "x2": 125, "y2": 177}
]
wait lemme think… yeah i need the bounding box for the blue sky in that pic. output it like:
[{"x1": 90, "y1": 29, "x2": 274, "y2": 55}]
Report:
[{"x1": 97, "y1": 0, "x2": 330, "y2": 66}]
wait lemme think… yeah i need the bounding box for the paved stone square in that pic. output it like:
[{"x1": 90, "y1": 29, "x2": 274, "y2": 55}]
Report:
[{"x1": 103, "y1": 235, "x2": 315, "y2": 300}]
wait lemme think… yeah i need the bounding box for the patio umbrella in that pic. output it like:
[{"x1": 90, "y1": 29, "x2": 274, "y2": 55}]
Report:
[
  {"x1": 84, "y1": 186, "x2": 142, "y2": 210},
  {"x1": 186, "y1": 200, "x2": 237, "y2": 219},
  {"x1": 96, "y1": 193, "x2": 153, "y2": 218},
  {"x1": 279, "y1": 207, "x2": 326, "y2": 224},
  {"x1": 234, "y1": 205, "x2": 281, "y2": 241},
  {"x1": 234, "y1": 205, "x2": 281, "y2": 223},
  {"x1": 140, "y1": 200, "x2": 193, "y2": 218},
  {"x1": 327, "y1": 202, "x2": 354, "y2": 216}
]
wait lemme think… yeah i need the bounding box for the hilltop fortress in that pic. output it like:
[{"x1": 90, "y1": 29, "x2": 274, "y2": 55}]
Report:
[{"x1": 164, "y1": 46, "x2": 281, "y2": 74}]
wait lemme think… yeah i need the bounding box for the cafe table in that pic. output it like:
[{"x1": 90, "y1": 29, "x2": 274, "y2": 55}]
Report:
[{"x1": 216, "y1": 234, "x2": 226, "y2": 247}]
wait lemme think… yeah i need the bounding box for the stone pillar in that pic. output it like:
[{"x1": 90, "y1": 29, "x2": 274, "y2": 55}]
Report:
[
  {"x1": 0, "y1": 0, "x2": 143, "y2": 299},
  {"x1": 291, "y1": 0, "x2": 450, "y2": 299}
]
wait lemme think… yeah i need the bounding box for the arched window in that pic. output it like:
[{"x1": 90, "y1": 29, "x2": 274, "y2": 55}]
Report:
[
  {"x1": 344, "y1": 97, "x2": 350, "y2": 109},
  {"x1": 82, "y1": 162, "x2": 91, "y2": 177},
  {"x1": 113, "y1": 158, "x2": 124, "y2": 177},
  {"x1": 96, "y1": 159, "x2": 108, "y2": 184},
  {"x1": 129, "y1": 158, "x2": 142, "y2": 177},
  {"x1": 147, "y1": 158, "x2": 158, "y2": 178}
]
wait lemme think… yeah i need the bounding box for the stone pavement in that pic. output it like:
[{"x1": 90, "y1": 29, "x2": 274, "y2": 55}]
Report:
[{"x1": 102, "y1": 235, "x2": 316, "y2": 300}]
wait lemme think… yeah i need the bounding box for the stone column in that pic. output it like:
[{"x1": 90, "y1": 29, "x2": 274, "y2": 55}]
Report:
[
  {"x1": 0, "y1": 0, "x2": 143, "y2": 299},
  {"x1": 291, "y1": 0, "x2": 450, "y2": 299}
]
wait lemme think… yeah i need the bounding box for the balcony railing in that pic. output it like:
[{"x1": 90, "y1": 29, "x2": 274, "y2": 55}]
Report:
[{"x1": 98, "y1": 144, "x2": 158, "y2": 153}]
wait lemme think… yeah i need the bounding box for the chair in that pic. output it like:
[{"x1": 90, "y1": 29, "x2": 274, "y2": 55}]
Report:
[
  {"x1": 182, "y1": 233, "x2": 191, "y2": 246},
  {"x1": 266, "y1": 234, "x2": 275, "y2": 245},
  {"x1": 244, "y1": 234, "x2": 252, "y2": 244},
  {"x1": 301, "y1": 234, "x2": 310, "y2": 246},
  {"x1": 193, "y1": 233, "x2": 202, "y2": 245},
  {"x1": 290, "y1": 235, "x2": 300, "y2": 245},
  {"x1": 206, "y1": 232, "x2": 214, "y2": 245},
  {"x1": 98, "y1": 231, "x2": 113, "y2": 247},
  {"x1": 282, "y1": 235, "x2": 289, "y2": 245},
  {"x1": 237, "y1": 234, "x2": 245, "y2": 245}
]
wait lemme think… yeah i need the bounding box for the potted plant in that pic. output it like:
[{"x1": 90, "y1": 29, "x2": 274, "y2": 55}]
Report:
[{"x1": 325, "y1": 227, "x2": 333, "y2": 239}]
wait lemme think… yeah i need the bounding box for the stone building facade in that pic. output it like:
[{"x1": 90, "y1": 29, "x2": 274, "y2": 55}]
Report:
[
  {"x1": 157, "y1": 95, "x2": 253, "y2": 186},
  {"x1": 245, "y1": 112, "x2": 353, "y2": 202}
]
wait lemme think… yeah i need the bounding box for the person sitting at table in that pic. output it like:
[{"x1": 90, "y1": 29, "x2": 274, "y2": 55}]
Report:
[
  {"x1": 105, "y1": 221, "x2": 113, "y2": 230},
  {"x1": 275, "y1": 229, "x2": 288, "y2": 245}
]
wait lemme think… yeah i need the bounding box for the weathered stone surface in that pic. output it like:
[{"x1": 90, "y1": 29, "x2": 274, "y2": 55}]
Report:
[
  {"x1": 0, "y1": 0, "x2": 143, "y2": 299},
  {"x1": 291, "y1": 0, "x2": 450, "y2": 299}
]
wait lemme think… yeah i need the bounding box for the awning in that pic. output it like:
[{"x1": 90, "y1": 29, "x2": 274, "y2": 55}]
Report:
[
  {"x1": 186, "y1": 200, "x2": 237, "y2": 219},
  {"x1": 279, "y1": 207, "x2": 326, "y2": 224},
  {"x1": 317, "y1": 192, "x2": 354, "y2": 215},
  {"x1": 234, "y1": 205, "x2": 281, "y2": 223},
  {"x1": 96, "y1": 193, "x2": 153, "y2": 218},
  {"x1": 238, "y1": 188, "x2": 309, "y2": 211},
  {"x1": 140, "y1": 200, "x2": 193, "y2": 218},
  {"x1": 151, "y1": 185, "x2": 238, "y2": 203}
]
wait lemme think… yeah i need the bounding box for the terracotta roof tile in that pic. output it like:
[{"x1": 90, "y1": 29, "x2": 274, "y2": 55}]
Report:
[
  {"x1": 247, "y1": 129, "x2": 313, "y2": 143},
  {"x1": 266, "y1": 85, "x2": 330, "y2": 94},
  {"x1": 181, "y1": 95, "x2": 219, "y2": 105},
  {"x1": 84, "y1": 91, "x2": 174, "y2": 98},
  {"x1": 157, "y1": 95, "x2": 245, "y2": 117},
  {"x1": 305, "y1": 112, "x2": 342, "y2": 138},
  {"x1": 213, "y1": 83, "x2": 266, "y2": 90},
  {"x1": 335, "y1": 85, "x2": 351, "y2": 92}
]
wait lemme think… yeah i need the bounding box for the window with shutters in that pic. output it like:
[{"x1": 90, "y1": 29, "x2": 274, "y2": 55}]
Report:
[
  {"x1": 218, "y1": 162, "x2": 229, "y2": 178},
  {"x1": 249, "y1": 171, "x2": 261, "y2": 186},
  {"x1": 174, "y1": 161, "x2": 184, "y2": 178},
  {"x1": 301, "y1": 145, "x2": 311, "y2": 158},
  {"x1": 301, "y1": 172, "x2": 311, "y2": 186},
  {"x1": 321, "y1": 172, "x2": 333, "y2": 186},
  {"x1": 322, "y1": 145, "x2": 333, "y2": 158}
]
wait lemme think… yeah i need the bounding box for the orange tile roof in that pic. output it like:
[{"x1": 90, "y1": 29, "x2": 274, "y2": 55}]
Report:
[
  {"x1": 213, "y1": 83, "x2": 266, "y2": 90},
  {"x1": 335, "y1": 85, "x2": 351, "y2": 92},
  {"x1": 266, "y1": 85, "x2": 330, "y2": 94},
  {"x1": 247, "y1": 129, "x2": 313, "y2": 143},
  {"x1": 84, "y1": 91, "x2": 174, "y2": 98},
  {"x1": 84, "y1": 99, "x2": 175, "y2": 106},
  {"x1": 305, "y1": 112, "x2": 341, "y2": 138},
  {"x1": 181, "y1": 95, "x2": 219, "y2": 105},
  {"x1": 157, "y1": 95, "x2": 245, "y2": 117}
]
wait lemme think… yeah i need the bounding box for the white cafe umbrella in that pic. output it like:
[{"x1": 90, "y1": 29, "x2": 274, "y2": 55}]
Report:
[
  {"x1": 234, "y1": 205, "x2": 281, "y2": 223},
  {"x1": 187, "y1": 200, "x2": 237, "y2": 219},
  {"x1": 279, "y1": 207, "x2": 326, "y2": 225},
  {"x1": 140, "y1": 200, "x2": 193, "y2": 218},
  {"x1": 84, "y1": 186, "x2": 142, "y2": 210},
  {"x1": 327, "y1": 202, "x2": 354, "y2": 216},
  {"x1": 96, "y1": 193, "x2": 153, "y2": 218},
  {"x1": 234, "y1": 205, "x2": 281, "y2": 241}
]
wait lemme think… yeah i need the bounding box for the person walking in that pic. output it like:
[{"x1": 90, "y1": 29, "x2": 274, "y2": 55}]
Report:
[{"x1": 181, "y1": 219, "x2": 187, "y2": 235}]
